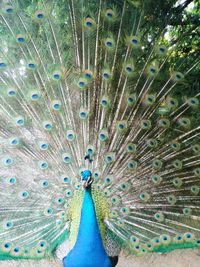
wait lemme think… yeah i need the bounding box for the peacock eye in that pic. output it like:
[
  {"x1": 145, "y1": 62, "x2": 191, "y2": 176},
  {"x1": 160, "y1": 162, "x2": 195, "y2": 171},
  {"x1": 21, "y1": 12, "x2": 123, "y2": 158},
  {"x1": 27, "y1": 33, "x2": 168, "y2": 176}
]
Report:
[
  {"x1": 66, "y1": 130, "x2": 76, "y2": 141},
  {"x1": 28, "y1": 63, "x2": 36, "y2": 69},
  {"x1": 158, "y1": 118, "x2": 170, "y2": 128},
  {"x1": 116, "y1": 121, "x2": 127, "y2": 132},
  {"x1": 140, "y1": 192, "x2": 150, "y2": 202},
  {"x1": 18, "y1": 119, "x2": 23, "y2": 125},
  {"x1": 10, "y1": 137, "x2": 19, "y2": 146},
  {"x1": 107, "y1": 12, "x2": 112, "y2": 17},
  {"x1": 126, "y1": 66, "x2": 132, "y2": 72},
  {"x1": 88, "y1": 148, "x2": 92, "y2": 154},
  {"x1": 43, "y1": 121, "x2": 53, "y2": 130},
  {"x1": 3, "y1": 156, "x2": 13, "y2": 166},
  {"x1": 187, "y1": 97, "x2": 199, "y2": 108},
  {"x1": 42, "y1": 144, "x2": 48, "y2": 149},
  {"x1": 151, "y1": 174, "x2": 162, "y2": 185},
  {"x1": 147, "y1": 138, "x2": 158, "y2": 149},
  {"x1": 93, "y1": 169, "x2": 100, "y2": 180},
  {"x1": 32, "y1": 94, "x2": 38, "y2": 99},
  {"x1": 99, "y1": 129, "x2": 108, "y2": 141},
  {"x1": 4, "y1": 220, "x2": 13, "y2": 229},
  {"x1": 5, "y1": 6, "x2": 14, "y2": 14},
  {"x1": 15, "y1": 116, "x2": 25, "y2": 126},
  {"x1": 64, "y1": 177, "x2": 69, "y2": 183},
  {"x1": 106, "y1": 41, "x2": 112, "y2": 47},
  {"x1": 66, "y1": 189, "x2": 73, "y2": 198},
  {"x1": 57, "y1": 197, "x2": 64, "y2": 204},
  {"x1": 41, "y1": 180, "x2": 49, "y2": 188},
  {"x1": 78, "y1": 107, "x2": 89, "y2": 120},
  {"x1": 80, "y1": 112, "x2": 86, "y2": 117},
  {"x1": 191, "y1": 185, "x2": 200, "y2": 195},
  {"x1": 194, "y1": 167, "x2": 200, "y2": 177},
  {"x1": 16, "y1": 33, "x2": 27, "y2": 44},
  {"x1": 128, "y1": 160, "x2": 138, "y2": 170},
  {"x1": 62, "y1": 153, "x2": 72, "y2": 164},
  {"x1": 178, "y1": 117, "x2": 191, "y2": 128},
  {"x1": 38, "y1": 14, "x2": 43, "y2": 19},
  {"x1": 154, "y1": 212, "x2": 164, "y2": 222},
  {"x1": 157, "y1": 45, "x2": 167, "y2": 56},
  {"x1": 17, "y1": 37, "x2": 25, "y2": 43},
  {"x1": 78, "y1": 78, "x2": 88, "y2": 90},
  {"x1": 172, "y1": 71, "x2": 184, "y2": 82},
  {"x1": 30, "y1": 90, "x2": 41, "y2": 101},
  {"x1": 130, "y1": 235, "x2": 139, "y2": 244},
  {"x1": 104, "y1": 38, "x2": 115, "y2": 50},
  {"x1": 105, "y1": 9, "x2": 115, "y2": 19},
  {"x1": 38, "y1": 160, "x2": 48, "y2": 170},
  {"x1": 126, "y1": 143, "x2": 137, "y2": 153},
  {"x1": 104, "y1": 175, "x2": 113, "y2": 185},
  {"x1": 85, "y1": 73, "x2": 91, "y2": 79},
  {"x1": 101, "y1": 96, "x2": 110, "y2": 108},
  {"x1": 140, "y1": 119, "x2": 151, "y2": 130},
  {"x1": 46, "y1": 208, "x2": 53, "y2": 215},
  {"x1": 7, "y1": 89, "x2": 17, "y2": 97},
  {"x1": 19, "y1": 191, "x2": 29, "y2": 200},
  {"x1": 184, "y1": 232, "x2": 194, "y2": 241},
  {"x1": 124, "y1": 62, "x2": 134, "y2": 76},
  {"x1": 36, "y1": 11, "x2": 45, "y2": 19},
  {"x1": 132, "y1": 39, "x2": 138, "y2": 44},
  {"x1": 103, "y1": 73, "x2": 109, "y2": 79},
  {"x1": 100, "y1": 133, "x2": 105, "y2": 139},
  {"x1": 9, "y1": 177, "x2": 16, "y2": 184},
  {"x1": 0, "y1": 62, "x2": 7, "y2": 69},
  {"x1": 86, "y1": 21, "x2": 92, "y2": 27},
  {"x1": 102, "y1": 68, "x2": 111, "y2": 81},
  {"x1": 84, "y1": 18, "x2": 96, "y2": 30}
]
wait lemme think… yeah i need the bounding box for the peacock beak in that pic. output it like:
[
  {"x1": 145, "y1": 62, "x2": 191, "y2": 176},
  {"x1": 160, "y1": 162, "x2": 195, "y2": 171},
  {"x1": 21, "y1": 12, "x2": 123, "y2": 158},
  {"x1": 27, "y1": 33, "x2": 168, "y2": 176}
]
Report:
[{"x1": 81, "y1": 176, "x2": 94, "y2": 190}]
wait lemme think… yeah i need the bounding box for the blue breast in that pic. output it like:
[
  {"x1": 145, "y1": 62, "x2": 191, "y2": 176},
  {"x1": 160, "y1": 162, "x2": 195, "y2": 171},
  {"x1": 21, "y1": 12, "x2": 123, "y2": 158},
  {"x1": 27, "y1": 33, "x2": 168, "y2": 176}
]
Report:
[{"x1": 63, "y1": 188, "x2": 112, "y2": 267}]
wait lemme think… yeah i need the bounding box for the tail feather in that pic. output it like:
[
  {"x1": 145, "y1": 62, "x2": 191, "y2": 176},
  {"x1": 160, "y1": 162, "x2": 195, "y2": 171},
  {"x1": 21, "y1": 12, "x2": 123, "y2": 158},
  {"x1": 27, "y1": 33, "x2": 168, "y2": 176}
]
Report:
[{"x1": 0, "y1": 0, "x2": 200, "y2": 260}]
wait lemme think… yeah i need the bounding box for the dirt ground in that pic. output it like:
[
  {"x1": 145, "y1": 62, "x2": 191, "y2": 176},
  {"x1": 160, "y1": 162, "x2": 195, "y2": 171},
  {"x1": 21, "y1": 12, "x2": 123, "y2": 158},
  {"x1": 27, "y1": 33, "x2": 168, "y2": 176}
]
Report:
[{"x1": 0, "y1": 249, "x2": 200, "y2": 267}]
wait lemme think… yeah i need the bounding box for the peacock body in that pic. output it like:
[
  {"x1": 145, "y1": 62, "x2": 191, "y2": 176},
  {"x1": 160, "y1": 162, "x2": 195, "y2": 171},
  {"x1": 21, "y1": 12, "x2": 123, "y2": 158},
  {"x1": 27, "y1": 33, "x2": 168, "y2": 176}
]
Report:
[{"x1": 0, "y1": 0, "x2": 200, "y2": 266}]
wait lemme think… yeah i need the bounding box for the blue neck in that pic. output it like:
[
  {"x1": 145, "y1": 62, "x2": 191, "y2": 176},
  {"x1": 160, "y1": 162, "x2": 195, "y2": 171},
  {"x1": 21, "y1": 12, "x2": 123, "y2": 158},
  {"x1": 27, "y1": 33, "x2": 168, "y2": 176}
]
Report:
[{"x1": 63, "y1": 188, "x2": 112, "y2": 267}]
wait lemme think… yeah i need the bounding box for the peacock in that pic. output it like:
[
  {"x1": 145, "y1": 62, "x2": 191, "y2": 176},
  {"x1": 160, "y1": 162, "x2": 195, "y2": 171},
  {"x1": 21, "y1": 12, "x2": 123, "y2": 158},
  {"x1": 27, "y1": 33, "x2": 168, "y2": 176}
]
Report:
[{"x1": 0, "y1": 0, "x2": 200, "y2": 266}]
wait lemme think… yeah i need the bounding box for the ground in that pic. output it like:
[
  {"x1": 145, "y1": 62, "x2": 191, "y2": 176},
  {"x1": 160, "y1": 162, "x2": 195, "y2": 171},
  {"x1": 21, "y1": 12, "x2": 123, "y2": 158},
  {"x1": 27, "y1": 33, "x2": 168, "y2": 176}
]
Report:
[{"x1": 0, "y1": 249, "x2": 200, "y2": 267}]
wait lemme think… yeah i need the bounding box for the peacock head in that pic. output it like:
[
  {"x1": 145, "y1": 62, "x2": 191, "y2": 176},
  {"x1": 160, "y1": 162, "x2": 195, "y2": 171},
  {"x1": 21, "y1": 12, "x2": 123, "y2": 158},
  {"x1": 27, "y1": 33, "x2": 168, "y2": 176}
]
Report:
[{"x1": 81, "y1": 169, "x2": 93, "y2": 190}]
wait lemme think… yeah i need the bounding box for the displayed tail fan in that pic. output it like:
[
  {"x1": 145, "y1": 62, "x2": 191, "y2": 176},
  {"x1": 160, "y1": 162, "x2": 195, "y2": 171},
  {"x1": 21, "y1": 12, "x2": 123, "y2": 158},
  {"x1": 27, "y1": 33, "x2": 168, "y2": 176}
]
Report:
[{"x1": 0, "y1": 0, "x2": 200, "y2": 264}]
